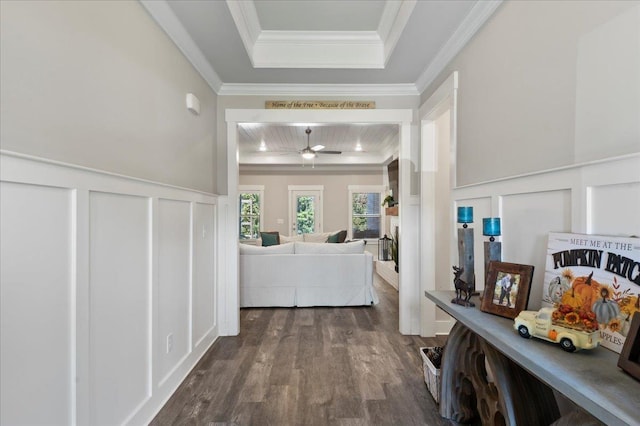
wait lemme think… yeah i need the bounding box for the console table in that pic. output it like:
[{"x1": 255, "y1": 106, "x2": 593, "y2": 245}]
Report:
[{"x1": 425, "y1": 290, "x2": 639, "y2": 426}]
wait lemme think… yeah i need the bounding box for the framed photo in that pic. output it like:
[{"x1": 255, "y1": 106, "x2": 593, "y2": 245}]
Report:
[
  {"x1": 481, "y1": 261, "x2": 534, "y2": 319},
  {"x1": 618, "y1": 313, "x2": 640, "y2": 381}
]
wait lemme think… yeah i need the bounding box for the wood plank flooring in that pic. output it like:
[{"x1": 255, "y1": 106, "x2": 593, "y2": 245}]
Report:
[{"x1": 151, "y1": 275, "x2": 449, "y2": 425}]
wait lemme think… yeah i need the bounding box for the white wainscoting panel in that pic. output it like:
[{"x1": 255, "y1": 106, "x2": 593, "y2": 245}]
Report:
[
  {"x1": 157, "y1": 199, "x2": 192, "y2": 384},
  {"x1": 193, "y1": 202, "x2": 217, "y2": 347},
  {"x1": 89, "y1": 192, "x2": 151, "y2": 425},
  {"x1": 0, "y1": 151, "x2": 220, "y2": 426},
  {"x1": 589, "y1": 182, "x2": 640, "y2": 237},
  {"x1": 0, "y1": 182, "x2": 73, "y2": 426},
  {"x1": 502, "y1": 190, "x2": 572, "y2": 309}
]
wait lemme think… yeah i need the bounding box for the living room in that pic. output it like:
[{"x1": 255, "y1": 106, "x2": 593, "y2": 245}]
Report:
[{"x1": 1, "y1": 1, "x2": 639, "y2": 425}]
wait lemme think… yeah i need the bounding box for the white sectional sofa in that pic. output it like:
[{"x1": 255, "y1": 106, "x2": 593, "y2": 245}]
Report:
[{"x1": 239, "y1": 240, "x2": 378, "y2": 307}]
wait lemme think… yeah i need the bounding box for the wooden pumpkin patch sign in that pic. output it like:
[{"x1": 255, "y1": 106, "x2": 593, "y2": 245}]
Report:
[{"x1": 542, "y1": 232, "x2": 640, "y2": 353}]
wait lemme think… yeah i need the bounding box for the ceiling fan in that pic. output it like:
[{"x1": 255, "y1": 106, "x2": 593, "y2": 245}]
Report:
[{"x1": 300, "y1": 127, "x2": 342, "y2": 159}]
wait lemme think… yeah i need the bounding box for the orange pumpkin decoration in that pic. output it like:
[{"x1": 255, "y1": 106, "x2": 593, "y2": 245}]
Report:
[
  {"x1": 571, "y1": 272, "x2": 601, "y2": 312},
  {"x1": 549, "y1": 329, "x2": 558, "y2": 340}
]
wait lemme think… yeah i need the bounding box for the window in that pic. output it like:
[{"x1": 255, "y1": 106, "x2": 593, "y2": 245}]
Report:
[
  {"x1": 288, "y1": 185, "x2": 323, "y2": 235},
  {"x1": 238, "y1": 185, "x2": 264, "y2": 240},
  {"x1": 349, "y1": 185, "x2": 384, "y2": 240}
]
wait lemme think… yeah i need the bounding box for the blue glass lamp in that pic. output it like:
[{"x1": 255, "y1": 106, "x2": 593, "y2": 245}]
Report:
[
  {"x1": 457, "y1": 207, "x2": 475, "y2": 292},
  {"x1": 483, "y1": 218, "x2": 502, "y2": 283}
]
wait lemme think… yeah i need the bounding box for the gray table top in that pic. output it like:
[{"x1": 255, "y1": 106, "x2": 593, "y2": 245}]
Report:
[{"x1": 425, "y1": 290, "x2": 640, "y2": 426}]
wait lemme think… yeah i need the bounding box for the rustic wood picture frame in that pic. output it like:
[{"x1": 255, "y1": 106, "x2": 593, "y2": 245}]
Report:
[
  {"x1": 481, "y1": 261, "x2": 534, "y2": 319},
  {"x1": 618, "y1": 313, "x2": 640, "y2": 381}
]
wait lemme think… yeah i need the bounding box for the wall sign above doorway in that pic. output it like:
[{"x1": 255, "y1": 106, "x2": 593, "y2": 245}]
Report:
[{"x1": 265, "y1": 100, "x2": 375, "y2": 109}]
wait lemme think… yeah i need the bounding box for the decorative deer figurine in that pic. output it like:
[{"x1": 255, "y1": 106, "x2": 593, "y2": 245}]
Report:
[{"x1": 452, "y1": 266, "x2": 475, "y2": 307}]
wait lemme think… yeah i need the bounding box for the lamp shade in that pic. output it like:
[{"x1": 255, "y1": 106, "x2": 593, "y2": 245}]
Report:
[
  {"x1": 457, "y1": 206, "x2": 473, "y2": 224},
  {"x1": 483, "y1": 218, "x2": 501, "y2": 236}
]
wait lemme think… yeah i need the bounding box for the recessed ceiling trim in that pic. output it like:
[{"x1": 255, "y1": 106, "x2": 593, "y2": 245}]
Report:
[
  {"x1": 240, "y1": 151, "x2": 388, "y2": 165},
  {"x1": 379, "y1": 0, "x2": 417, "y2": 65},
  {"x1": 227, "y1": 0, "x2": 417, "y2": 69},
  {"x1": 240, "y1": 164, "x2": 384, "y2": 174},
  {"x1": 218, "y1": 83, "x2": 419, "y2": 97},
  {"x1": 225, "y1": 0, "x2": 261, "y2": 57},
  {"x1": 140, "y1": 0, "x2": 223, "y2": 92},
  {"x1": 415, "y1": 0, "x2": 503, "y2": 93},
  {"x1": 253, "y1": 31, "x2": 383, "y2": 68}
]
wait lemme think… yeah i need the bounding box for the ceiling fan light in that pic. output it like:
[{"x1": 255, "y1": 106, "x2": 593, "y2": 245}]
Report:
[{"x1": 302, "y1": 151, "x2": 316, "y2": 160}]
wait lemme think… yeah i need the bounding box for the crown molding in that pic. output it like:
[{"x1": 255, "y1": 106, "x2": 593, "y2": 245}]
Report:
[
  {"x1": 227, "y1": 0, "x2": 416, "y2": 69},
  {"x1": 218, "y1": 83, "x2": 419, "y2": 97},
  {"x1": 139, "y1": 0, "x2": 223, "y2": 93},
  {"x1": 225, "y1": 0, "x2": 261, "y2": 58},
  {"x1": 252, "y1": 30, "x2": 383, "y2": 69},
  {"x1": 379, "y1": 0, "x2": 417, "y2": 65},
  {"x1": 415, "y1": 0, "x2": 503, "y2": 94}
]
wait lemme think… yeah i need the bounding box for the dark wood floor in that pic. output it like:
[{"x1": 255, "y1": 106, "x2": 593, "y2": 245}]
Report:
[{"x1": 151, "y1": 275, "x2": 449, "y2": 425}]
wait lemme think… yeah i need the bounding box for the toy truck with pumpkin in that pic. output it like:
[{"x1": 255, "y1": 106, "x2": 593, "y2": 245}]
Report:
[{"x1": 514, "y1": 307, "x2": 601, "y2": 352}]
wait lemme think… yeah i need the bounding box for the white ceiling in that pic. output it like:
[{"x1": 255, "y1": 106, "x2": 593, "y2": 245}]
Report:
[
  {"x1": 238, "y1": 122, "x2": 399, "y2": 167},
  {"x1": 140, "y1": 0, "x2": 502, "y2": 167}
]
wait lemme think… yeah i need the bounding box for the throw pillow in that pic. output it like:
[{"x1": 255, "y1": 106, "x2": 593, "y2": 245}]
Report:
[
  {"x1": 260, "y1": 231, "x2": 280, "y2": 246},
  {"x1": 280, "y1": 234, "x2": 304, "y2": 244},
  {"x1": 326, "y1": 230, "x2": 347, "y2": 243},
  {"x1": 303, "y1": 231, "x2": 334, "y2": 243},
  {"x1": 327, "y1": 232, "x2": 340, "y2": 243}
]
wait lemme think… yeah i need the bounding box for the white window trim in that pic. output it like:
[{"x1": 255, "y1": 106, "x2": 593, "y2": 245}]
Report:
[
  {"x1": 239, "y1": 185, "x2": 264, "y2": 241},
  {"x1": 348, "y1": 185, "x2": 385, "y2": 243}
]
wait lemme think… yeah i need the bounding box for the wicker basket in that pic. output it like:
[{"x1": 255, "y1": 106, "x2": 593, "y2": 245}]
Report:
[{"x1": 420, "y1": 347, "x2": 441, "y2": 403}]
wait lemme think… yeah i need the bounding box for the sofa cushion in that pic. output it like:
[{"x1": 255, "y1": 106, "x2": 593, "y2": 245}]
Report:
[
  {"x1": 294, "y1": 240, "x2": 365, "y2": 254},
  {"x1": 303, "y1": 231, "x2": 338, "y2": 243},
  {"x1": 327, "y1": 230, "x2": 348, "y2": 243},
  {"x1": 260, "y1": 231, "x2": 280, "y2": 246},
  {"x1": 240, "y1": 242, "x2": 294, "y2": 255},
  {"x1": 280, "y1": 234, "x2": 304, "y2": 244}
]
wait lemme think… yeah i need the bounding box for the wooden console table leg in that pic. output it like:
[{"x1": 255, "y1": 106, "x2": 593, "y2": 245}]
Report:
[{"x1": 440, "y1": 321, "x2": 560, "y2": 425}]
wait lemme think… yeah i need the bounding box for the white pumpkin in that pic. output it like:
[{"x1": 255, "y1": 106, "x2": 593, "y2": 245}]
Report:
[{"x1": 548, "y1": 276, "x2": 569, "y2": 304}]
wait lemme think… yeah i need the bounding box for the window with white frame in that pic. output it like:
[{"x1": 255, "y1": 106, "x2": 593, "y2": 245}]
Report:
[
  {"x1": 349, "y1": 185, "x2": 384, "y2": 240},
  {"x1": 238, "y1": 185, "x2": 264, "y2": 240}
]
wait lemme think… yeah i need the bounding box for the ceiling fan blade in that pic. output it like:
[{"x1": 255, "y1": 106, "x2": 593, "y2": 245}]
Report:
[
  {"x1": 316, "y1": 150, "x2": 342, "y2": 154},
  {"x1": 311, "y1": 144, "x2": 325, "y2": 151}
]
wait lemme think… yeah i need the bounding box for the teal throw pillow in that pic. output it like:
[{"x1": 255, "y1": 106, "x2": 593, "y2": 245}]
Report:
[
  {"x1": 326, "y1": 230, "x2": 348, "y2": 243},
  {"x1": 261, "y1": 231, "x2": 280, "y2": 246}
]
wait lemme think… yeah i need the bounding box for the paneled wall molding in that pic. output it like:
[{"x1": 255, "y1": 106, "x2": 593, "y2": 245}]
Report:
[
  {"x1": 0, "y1": 150, "x2": 217, "y2": 199},
  {"x1": 1, "y1": 151, "x2": 221, "y2": 425},
  {"x1": 446, "y1": 153, "x2": 640, "y2": 335},
  {"x1": 454, "y1": 153, "x2": 640, "y2": 191}
]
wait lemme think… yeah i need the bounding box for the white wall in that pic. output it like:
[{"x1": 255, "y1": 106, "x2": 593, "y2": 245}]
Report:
[
  {"x1": 0, "y1": 153, "x2": 219, "y2": 426},
  {"x1": 239, "y1": 170, "x2": 383, "y2": 236},
  {"x1": 421, "y1": 1, "x2": 640, "y2": 186},
  {"x1": 0, "y1": 0, "x2": 217, "y2": 193}
]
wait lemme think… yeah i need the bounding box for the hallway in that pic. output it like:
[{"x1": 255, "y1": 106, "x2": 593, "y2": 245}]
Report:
[{"x1": 151, "y1": 275, "x2": 448, "y2": 425}]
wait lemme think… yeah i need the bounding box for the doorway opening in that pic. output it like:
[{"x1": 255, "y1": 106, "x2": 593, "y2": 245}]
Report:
[{"x1": 224, "y1": 109, "x2": 414, "y2": 336}]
